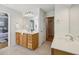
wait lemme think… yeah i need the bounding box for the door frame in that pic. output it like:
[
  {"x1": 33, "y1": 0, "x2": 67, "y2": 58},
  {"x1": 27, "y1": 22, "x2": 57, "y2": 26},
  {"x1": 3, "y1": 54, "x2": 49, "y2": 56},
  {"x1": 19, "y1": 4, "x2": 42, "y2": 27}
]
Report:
[
  {"x1": 0, "y1": 10, "x2": 10, "y2": 48},
  {"x1": 46, "y1": 16, "x2": 54, "y2": 41}
]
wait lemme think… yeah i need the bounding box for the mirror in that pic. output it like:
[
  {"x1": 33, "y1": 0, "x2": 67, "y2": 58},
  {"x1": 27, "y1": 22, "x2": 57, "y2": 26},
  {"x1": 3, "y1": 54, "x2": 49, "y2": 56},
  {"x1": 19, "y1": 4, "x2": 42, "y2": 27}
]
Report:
[
  {"x1": 30, "y1": 20, "x2": 34, "y2": 32},
  {"x1": 24, "y1": 15, "x2": 35, "y2": 32}
]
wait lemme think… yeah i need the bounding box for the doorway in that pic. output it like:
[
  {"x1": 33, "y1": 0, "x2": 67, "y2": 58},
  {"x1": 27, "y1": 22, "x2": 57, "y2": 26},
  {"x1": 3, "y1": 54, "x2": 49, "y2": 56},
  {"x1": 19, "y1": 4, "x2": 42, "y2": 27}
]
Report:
[
  {"x1": 0, "y1": 13, "x2": 8, "y2": 49},
  {"x1": 46, "y1": 17, "x2": 54, "y2": 42}
]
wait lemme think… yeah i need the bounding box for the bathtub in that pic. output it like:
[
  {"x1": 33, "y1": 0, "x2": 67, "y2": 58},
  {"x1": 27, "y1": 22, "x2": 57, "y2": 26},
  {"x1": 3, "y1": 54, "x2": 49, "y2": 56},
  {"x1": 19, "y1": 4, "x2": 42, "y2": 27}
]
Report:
[{"x1": 51, "y1": 35, "x2": 79, "y2": 55}]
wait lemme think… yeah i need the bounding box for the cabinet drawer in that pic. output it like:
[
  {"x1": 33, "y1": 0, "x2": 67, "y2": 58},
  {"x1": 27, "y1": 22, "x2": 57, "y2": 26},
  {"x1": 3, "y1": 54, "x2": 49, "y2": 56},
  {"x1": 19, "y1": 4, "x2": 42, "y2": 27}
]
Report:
[
  {"x1": 28, "y1": 37, "x2": 32, "y2": 40},
  {"x1": 28, "y1": 41, "x2": 32, "y2": 43},
  {"x1": 28, "y1": 42, "x2": 32, "y2": 45},
  {"x1": 28, "y1": 39, "x2": 32, "y2": 42},
  {"x1": 28, "y1": 45, "x2": 32, "y2": 49},
  {"x1": 28, "y1": 35, "x2": 32, "y2": 39},
  {"x1": 28, "y1": 34, "x2": 32, "y2": 37}
]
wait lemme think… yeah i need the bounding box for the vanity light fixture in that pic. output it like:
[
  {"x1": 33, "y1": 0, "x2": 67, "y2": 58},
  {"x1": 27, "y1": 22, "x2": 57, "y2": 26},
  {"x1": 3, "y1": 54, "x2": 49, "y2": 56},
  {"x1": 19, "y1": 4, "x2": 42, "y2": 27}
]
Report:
[
  {"x1": 24, "y1": 10, "x2": 34, "y2": 17},
  {"x1": 24, "y1": 13, "x2": 34, "y2": 17}
]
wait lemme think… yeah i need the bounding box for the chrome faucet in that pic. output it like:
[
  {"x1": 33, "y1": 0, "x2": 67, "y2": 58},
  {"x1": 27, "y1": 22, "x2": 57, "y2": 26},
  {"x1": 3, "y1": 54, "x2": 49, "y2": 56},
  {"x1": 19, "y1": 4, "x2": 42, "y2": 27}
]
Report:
[{"x1": 65, "y1": 34, "x2": 74, "y2": 41}]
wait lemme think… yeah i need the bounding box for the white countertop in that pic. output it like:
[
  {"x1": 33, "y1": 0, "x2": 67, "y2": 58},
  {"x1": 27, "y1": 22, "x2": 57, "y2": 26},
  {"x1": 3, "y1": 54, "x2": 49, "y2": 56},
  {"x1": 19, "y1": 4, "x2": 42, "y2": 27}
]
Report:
[
  {"x1": 51, "y1": 37, "x2": 79, "y2": 55},
  {"x1": 16, "y1": 30, "x2": 38, "y2": 34}
]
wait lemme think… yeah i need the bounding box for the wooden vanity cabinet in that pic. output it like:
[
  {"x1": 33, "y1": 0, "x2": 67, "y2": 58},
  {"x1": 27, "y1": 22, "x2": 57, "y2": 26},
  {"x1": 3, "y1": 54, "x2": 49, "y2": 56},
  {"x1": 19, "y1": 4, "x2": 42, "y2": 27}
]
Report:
[
  {"x1": 16, "y1": 32, "x2": 28, "y2": 47},
  {"x1": 22, "y1": 33, "x2": 28, "y2": 48},
  {"x1": 28, "y1": 33, "x2": 38, "y2": 50},
  {"x1": 16, "y1": 32, "x2": 38, "y2": 50},
  {"x1": 16, "y1": 32, "x2": 20, "y2": 45}
]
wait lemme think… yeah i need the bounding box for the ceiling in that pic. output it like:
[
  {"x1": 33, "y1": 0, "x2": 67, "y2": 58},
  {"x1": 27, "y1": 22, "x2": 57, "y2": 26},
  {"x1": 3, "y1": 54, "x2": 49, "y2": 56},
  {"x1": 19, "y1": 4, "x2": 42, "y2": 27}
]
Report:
[{"x1": 3, "y1": 4, "x2": 54, "y2": 13}]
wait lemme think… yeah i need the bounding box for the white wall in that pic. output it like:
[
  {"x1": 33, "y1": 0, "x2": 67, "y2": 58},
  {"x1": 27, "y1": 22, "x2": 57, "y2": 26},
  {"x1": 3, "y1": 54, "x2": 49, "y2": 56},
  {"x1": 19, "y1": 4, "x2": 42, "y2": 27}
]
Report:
[
  {"x1": 46, "y1": 11, "x2": 54, "y2": 17},
  {"x1": 0, "y1": 5, "x2": 22, "y2": 47},
  {"x1": 55, "y1": 4, "x2": 79, "y2": 39},
  {"x1": 55, "y1": 5, "x2": 70, "y2": 38},
  {"x1": 38, "y1": 8, "x2": 46, "y2": 46},
  {"x1": 70, "y1": 5, "x2": 79, "y2": 36}
]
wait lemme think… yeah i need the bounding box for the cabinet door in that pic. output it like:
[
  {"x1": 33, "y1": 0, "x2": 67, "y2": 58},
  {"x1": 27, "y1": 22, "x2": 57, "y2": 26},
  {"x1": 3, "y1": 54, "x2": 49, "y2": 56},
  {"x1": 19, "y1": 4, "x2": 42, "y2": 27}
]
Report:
[
  {"x1": 32, "y1": 33, "x2": 38, "y2": 49},
  {"x1": 22, "y1": 33, "x2": 28, "y2": 48},
  {"x1": 28, "y1": 34, "x2": 32, "y2": 49},
  {"x1": 16, "y1": 32, "x2": 20, "y2": 45},
  {"x1": 20, "y1": 34, "x2": 23, "y2": 46}
]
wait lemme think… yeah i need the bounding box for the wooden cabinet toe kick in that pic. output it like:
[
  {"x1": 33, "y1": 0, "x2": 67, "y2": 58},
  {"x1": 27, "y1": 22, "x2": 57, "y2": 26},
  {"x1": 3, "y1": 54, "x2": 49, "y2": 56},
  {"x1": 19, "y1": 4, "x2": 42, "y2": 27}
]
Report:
[{"x1": 51, "y1": 48, "x2": 74, "y2": 55}]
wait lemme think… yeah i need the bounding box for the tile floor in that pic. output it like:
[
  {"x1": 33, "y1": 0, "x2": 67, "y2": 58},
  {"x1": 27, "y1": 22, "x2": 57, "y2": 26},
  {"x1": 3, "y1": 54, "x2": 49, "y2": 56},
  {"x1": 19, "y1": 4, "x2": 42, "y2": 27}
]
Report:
[{"x1": 0, "y1": 41, "x2": 51, "y2": 55}]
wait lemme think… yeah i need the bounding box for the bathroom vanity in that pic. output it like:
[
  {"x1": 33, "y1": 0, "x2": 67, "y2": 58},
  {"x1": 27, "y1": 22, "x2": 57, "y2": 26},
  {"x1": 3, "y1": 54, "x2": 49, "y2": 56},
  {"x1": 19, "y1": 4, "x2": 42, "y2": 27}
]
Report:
[
  {"x1": 15, "y1": 9, "x2": 46, "y2": 50},
  {"x1": 16, "y1": 31, "x2": 39, "y2": 50},
  {"x1": 51, "y1": 37, "x2": 79, "y2": 55},
  {"x1": 15, "y1": 10, "x2": 39, "y2": 50}
]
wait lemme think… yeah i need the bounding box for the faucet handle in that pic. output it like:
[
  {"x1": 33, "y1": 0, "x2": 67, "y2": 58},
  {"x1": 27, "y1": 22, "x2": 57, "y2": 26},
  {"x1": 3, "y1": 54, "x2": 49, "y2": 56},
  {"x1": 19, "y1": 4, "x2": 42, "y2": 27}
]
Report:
[{"x1": 65, "y1": 34, "x2": 74, "y2": 41}]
